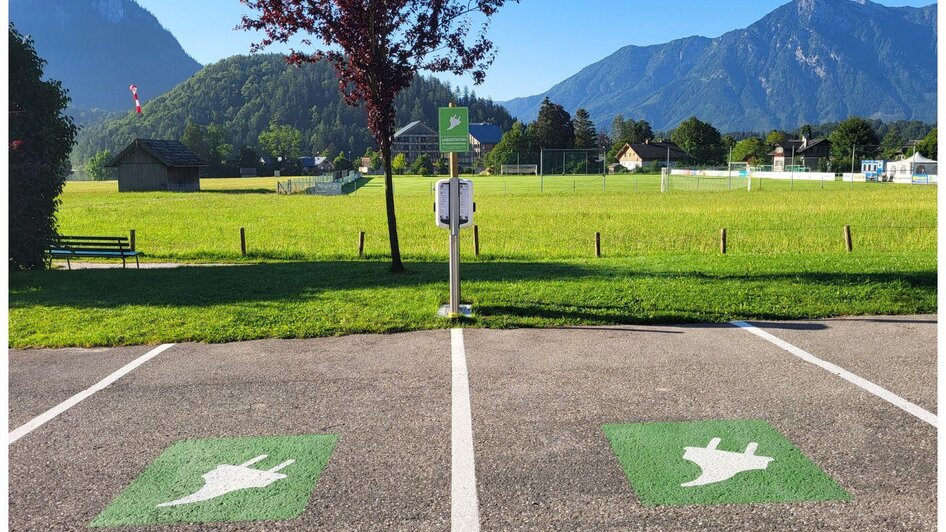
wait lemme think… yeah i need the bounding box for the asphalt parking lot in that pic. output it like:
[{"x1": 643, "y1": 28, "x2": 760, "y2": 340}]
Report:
[{"x1": 8, "y1": 315, "x2": 937, "y2": 530}]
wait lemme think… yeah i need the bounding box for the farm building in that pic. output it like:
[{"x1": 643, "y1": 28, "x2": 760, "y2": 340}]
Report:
[
  {"x1": 768, "y1": 135, "x2": 831, "y2": 171},
  {"x1": 616, "y1": 140, "x2": 686, "y2": 170},
  {"x1": 300, "y1": 156, "x2": 335, "y2": 174},
  {"x1": 107, "y1": 139, "x2": 206, "y2": 192}
]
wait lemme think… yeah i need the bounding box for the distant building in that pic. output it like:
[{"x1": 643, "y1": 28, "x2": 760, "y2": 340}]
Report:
[
  {"x1": 616, "y1": 140, "x2": 685, "y2": 170},
  {"x1": 768, "y1": 136, "x2": 831, "y2": 171},
  {"x1": 299, "y1": 156, "x2": 335, "y2": 173},
  {"x1": 107, "y1": 138, "x2": 206, "y2": 192},
  {"x1": 886, "y1": 152, "x2": 937, "y2": 181},
  {"x1": 462, "y1": 123, "x2": 504, "y2": 168},
  {"x1": 393, "y1": 121, "x2": 441, "y2": 163}
]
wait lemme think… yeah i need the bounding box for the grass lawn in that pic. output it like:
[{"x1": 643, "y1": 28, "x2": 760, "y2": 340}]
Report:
[{"x1": 9, "y1": 176, "x2": 936, "y2": 348}]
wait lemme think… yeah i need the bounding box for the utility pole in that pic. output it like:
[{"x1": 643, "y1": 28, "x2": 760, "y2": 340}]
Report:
[
  {"x1": 851, "y1": 144, "x2": 856, "y2": 189},
  {"x1": 790, "y1": 145, "x2": 795, "y2": 190}
]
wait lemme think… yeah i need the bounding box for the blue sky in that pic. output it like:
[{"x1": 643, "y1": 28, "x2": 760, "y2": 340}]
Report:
[{"x1": 137, "y1": 0, "x2": 935, "y2": 102}]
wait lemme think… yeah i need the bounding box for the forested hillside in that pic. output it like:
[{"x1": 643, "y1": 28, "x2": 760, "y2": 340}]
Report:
[{"x1": 74, "y1": 54, "x2": 513, "y2": 172}]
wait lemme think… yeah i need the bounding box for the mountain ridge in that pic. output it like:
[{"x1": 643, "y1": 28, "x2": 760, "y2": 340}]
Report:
[
  {"x1": 502, "y1": 0, "x2": 937, "y2": 132},
  {"x1": 9, "y1": 0, "x2": 202, "y2": 112}
]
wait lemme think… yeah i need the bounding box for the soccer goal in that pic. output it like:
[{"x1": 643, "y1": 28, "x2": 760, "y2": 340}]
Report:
[
  {"x1": 661, "y1": 168, "x2": 750, "y2": 193},
  {"x1": 500, "y1": 164, "x2": 538, "y2": 175},
  {"x1": 540, "y1": 149, "x2": 607, "y2": 176}
]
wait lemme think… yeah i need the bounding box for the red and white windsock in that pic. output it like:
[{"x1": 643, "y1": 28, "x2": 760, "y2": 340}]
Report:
[{"x1": 129, "y1": 84, "x2": 142, "y2": 113}]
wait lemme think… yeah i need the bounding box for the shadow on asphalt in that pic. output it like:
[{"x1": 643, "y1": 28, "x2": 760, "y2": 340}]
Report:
[{"x1": 745, "y1": 321, "x2": 829, "y2": 331}]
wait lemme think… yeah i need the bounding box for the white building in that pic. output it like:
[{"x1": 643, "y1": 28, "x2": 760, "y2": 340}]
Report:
[{"x1": 885, "y1": 152, "x2": 937, "y2": 183}]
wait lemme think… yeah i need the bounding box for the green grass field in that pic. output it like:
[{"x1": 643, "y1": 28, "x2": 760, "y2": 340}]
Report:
[{"x1": 9, "y1": 175, "x2": 936, "y2": 347}]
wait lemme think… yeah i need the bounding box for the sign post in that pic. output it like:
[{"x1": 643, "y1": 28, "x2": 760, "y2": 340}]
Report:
[{"x1": 437, "y1": 103, "x2": 472, "y2": 318}]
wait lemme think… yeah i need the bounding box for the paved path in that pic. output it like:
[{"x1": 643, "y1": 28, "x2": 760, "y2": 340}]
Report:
[{"x1": 8, "y1": 316, "x2": 936, "y2": 530}]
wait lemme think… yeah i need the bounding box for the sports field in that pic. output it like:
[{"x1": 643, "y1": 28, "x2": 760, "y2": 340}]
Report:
[{"x1": 8, "y1": 176, "x2": 936, "y2": 347}]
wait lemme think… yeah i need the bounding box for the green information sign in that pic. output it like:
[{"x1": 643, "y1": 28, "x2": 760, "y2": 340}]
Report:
[
  {"x1": 90, "y1": 434, "x2": 338, "y2": 527},
  {"x1": 602, "y1": 420, "x2": 850, "y2": 506},
  {"x1": 439, "y1": 106, "x2": 470, "y2": 152}
]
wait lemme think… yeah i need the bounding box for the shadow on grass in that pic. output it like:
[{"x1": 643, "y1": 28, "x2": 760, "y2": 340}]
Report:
[
  {"x1": 200, "y1": 188, "x2": 275, "y2": 195},
  {"x1": 10, "y1": 261, "x2": 936, "y2": 323}
]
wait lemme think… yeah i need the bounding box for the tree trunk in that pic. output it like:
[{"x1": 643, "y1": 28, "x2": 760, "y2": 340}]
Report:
[{"x1": 380, "y1": 135, "x2": 405, "y2": 273}]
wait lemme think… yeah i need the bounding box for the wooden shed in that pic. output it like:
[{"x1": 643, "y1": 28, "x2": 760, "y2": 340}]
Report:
[{"x1": 107, "y1": 139, "x2": 206, "y2": 192}]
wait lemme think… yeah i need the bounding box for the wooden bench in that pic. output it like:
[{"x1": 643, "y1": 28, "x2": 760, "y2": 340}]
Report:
[{"x1": 46, "y1": 235, "x2": 141, "y2": 269}]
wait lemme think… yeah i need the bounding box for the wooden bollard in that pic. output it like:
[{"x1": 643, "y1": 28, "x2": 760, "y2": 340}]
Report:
[
  {"x1": 843, "y1": 225, "x2": 852, "y2": 252},
  {"x1": 720, "y1": 228, "x2": 727, "y2": 254},
  {"x1": 129, "y1": 229, "x2": 136, "y2": 251},
  {"x1": 473, "y1": 225, "x2": 480, "y2": 257},
  {"x1": 595, "y1": 232, "x2": 601, "y2": 258},
  {"x1": 240, "y1": 227, "x2": 246, "y2": 256},
  {"x1": 358, "y1": 231, "x2": 365, "y2": 257}
]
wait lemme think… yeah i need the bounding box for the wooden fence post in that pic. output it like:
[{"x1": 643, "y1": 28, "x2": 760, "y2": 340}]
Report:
[
  {"x1": 358, "y1": 231, "x2": 365, "y2": 257},
  {"x1": 473, "y1": 225, "x2": 480, "y2": 257},
  {"x1": 595, "y1": 232, "x2": 601, "y2": 258},
  {"x1": 720, "y1": 228, "x2": 727, "y2": 254},
  {"x1": 240, "y1": 227, "x2": 246, "y2": 256},
  {"x1": 843, "y1": 225, "x2": 852, "y2": 252},
  {"x1": 129, "y1": 229, "x2": 136, "y2": 251}
]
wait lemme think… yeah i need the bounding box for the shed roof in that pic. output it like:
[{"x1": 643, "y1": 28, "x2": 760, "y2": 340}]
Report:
[{"x1": 107, "y1": 139, "x2": 207, "y2": 167}]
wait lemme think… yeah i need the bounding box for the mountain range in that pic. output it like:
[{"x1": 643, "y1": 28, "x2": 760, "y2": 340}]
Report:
[
  {"x1": 9, "y1": 0, "x2": 201, "y2": 113},
  {"x1": 502, "y1": 0, "x2": 937, "y2": 132}
]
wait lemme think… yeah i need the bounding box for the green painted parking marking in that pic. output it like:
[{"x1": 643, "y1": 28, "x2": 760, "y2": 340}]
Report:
[
  {"x1": 90, "y1": 434, "x2": 337, "y2": 527},
  {"x1": 602, "y1": 420, "x2": 850, "y2": 506}
]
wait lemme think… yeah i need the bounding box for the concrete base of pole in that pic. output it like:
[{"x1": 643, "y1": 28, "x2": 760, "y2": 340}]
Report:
[{"x1": 438, "y1": 304, "x2": 473, "y2": 318}]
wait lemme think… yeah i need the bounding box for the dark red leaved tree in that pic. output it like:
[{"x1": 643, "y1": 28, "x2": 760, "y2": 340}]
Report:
[{"x1": 241, "y1": 0, "x2": 513, "y2": 272}]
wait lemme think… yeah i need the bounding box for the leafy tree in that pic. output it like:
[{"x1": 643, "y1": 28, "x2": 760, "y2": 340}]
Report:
[
  {"x1": 595, "y1": 132, "x2": 611, "y2": 152},
  {"x1": 391, "y1": 152, "x2": 408, "y2": 175},
  {"x1": 671, "y1": 116, "x2": 724, "y2": 164},
  {"x1": 880, "y1": 128, "x2": 906, "y2": 160},
  {"x1": 916, "y1": 128, "x2": 937, "y2": 160},
  {"x1": 258, "y1": 123, "x2": 303, "y2": 161},
  {"x1": 799, "y1": 124, "x2": 814, "y2": 138},
  {"x1": 238, "y1": 145, "x2": 259, "y2": 168},
  {"x1": 206, "y1": 123, "x2": 233, "y2": 167},
  {"x1": 484, "y1": 121, "x2": 533, "y2": 170},
  {"x1": 721, "y1": 134, "x2": 736, "y2": 150},
  {"x1": 829, "y1": 117, "x2": 879, "y2": 170},
  {"x1": 10, "y1": 25, "x2": 78, "y2": 270},
  {"x1": 532, "y1": 97, "x2": 573, "y2": 150},
  {"x1": 411, "y1": 154, "x2": 434, "y2": 176},
  {"x1": 333, "y1": 151, "x2": 353, "y2": 171},
  {"x1": 765, "y1": 130, "x2": 787, "y2": 146},
  {"x1": 181, "y1": 122, "x2": 208, "y2": 162},
  {"x1": 242, "y1": 0, "x2": 514, "y2": 273},
  {"x1": 731, "y1": 137, "x2": 768, "y2": 165},
  {"x1": 572, "y1": 108, "x2": 596, "y2": 149},
  {"x1": 87, "y1": 149, "x2": 114, "y2": 181},
  {"x1": 434, "y1": 157, "x2": 448, "y2": 175}
]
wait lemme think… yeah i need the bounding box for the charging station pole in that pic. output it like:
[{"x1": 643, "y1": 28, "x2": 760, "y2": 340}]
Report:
[
  {"x1": 448, "y1": 124, "x2": 461, "y2": 317},
  {"x1": 436, "y1": 103, "x2": 472, "y2": 318}
]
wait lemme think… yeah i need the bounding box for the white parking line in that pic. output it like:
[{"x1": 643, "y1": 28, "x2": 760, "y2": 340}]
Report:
[
  {"x1": 451, "y1": 328, "x2": 480, "y2": 532},
  {"x1": 9, "y1": 343, "x2": 176, "y2": 444},
  {"x1": 732, "y1": 321, "x2": 937, "y2": 427}
]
